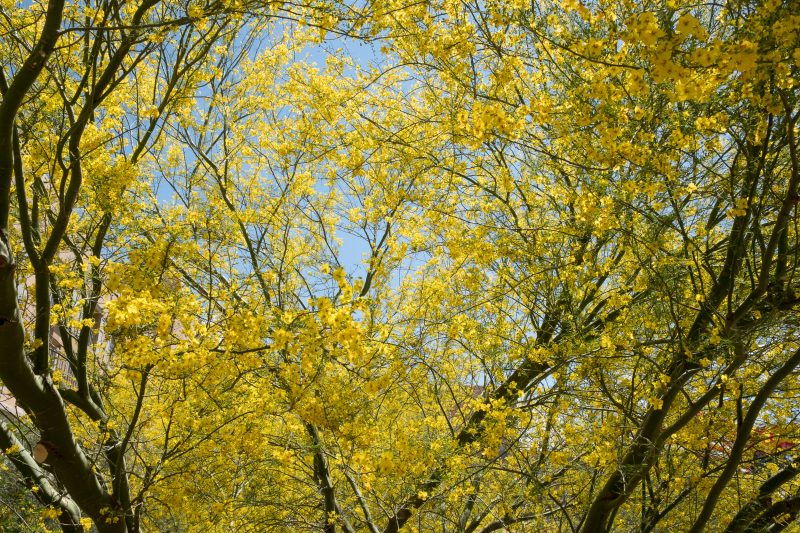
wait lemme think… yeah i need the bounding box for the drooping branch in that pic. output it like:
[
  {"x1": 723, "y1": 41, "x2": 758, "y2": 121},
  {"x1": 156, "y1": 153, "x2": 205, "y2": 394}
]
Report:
[
  {"x1": 688, "y1": 345, "x2": 800, "y2": 533},
  {"x1": 724, "y1": 463, "x2": 800, "y2": 533},
  {"x1": 742, "y1": 496, "x2": 800, "y2": 533},
  {"x1": 0, "y1": 420, "x2": 82, "y2": 533}
]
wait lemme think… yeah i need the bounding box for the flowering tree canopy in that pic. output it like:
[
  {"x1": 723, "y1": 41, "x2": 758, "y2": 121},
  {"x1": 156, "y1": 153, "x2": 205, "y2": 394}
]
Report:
[{"x1": 0, "y1": 0, "x2": 799, "y2": 530}]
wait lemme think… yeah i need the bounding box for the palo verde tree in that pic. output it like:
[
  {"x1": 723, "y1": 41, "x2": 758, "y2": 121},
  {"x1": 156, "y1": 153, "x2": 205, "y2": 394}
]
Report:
[
  {"x1": 348, "y1": 0, "x2": 800, "y2": 530},
  {"x1": 0, "y1": 0, "x2": 370, "y2": 530},
  {"x1": 0, "y1": 0, "x2": 799, "y2": 531}
]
